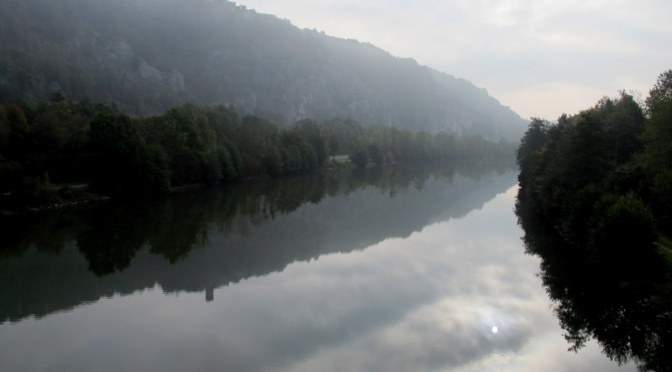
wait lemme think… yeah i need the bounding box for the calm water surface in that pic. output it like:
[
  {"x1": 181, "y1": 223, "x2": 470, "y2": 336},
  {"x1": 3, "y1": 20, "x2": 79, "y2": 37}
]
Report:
[{"x1": 0, "y1": 164, "x2": 636, "y2": 371}]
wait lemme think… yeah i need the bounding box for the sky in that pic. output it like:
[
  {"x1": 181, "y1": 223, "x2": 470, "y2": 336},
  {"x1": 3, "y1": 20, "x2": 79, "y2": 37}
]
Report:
[{"x1": 233, "y1": 0, "x2": 672, "y2": 120}]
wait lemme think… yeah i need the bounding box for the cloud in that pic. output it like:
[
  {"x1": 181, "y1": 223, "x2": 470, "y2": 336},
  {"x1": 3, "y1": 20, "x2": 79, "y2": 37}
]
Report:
[{"x1": 235, "y1": 0, "x2": 672, "y2": 119}]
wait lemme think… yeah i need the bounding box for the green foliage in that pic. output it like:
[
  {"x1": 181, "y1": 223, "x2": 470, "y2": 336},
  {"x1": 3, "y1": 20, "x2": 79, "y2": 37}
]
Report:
[
  {"x1": 516, "y1": 87, "x2": 666, "y2": 235},
  {"x1": 0, "y1": 95, "x2": 516, "y2": 208},
  {"x1": 516, "y1": 118, "x2": 548, "y2": 166},
  {"x1": 600, "y1": 93, "x2": 645, "y2": 163},
  {"x1": 238, "y1": 115, "x2": 278, "y2": 174},
  {"x1": 88, "y1": 111, "x2": 165, "y2": 197},
  {"x1": 349, "y1": 141, "x2": 369, "y2": 168},
  {"x1": 589, "y1": 193, "x2": 657, "y2": 267},
  {"x1": 276, "y1": 129, "x2": 318, "y2": 174},
  {"x1": 294, "y1": 119, "x2": 328, "y2": 167},
  {"x1": 142, "y1": 144, "x2": 171, "y2": 192},
  {"x1": 217, "y1": 141, "x2": 239, "y2": 180},
  {"x1": 348, "y1": 126, "x2": 516, "y2": 166},
  {"x1": 515, "y1": 69, "x2": 672, "y2": 371},
  {"x1": 642, "y1": 71, "x2": 672, "y2": 228},
  {"x1": 367, "y1": 143, "x2": 384, "y2": 166}
]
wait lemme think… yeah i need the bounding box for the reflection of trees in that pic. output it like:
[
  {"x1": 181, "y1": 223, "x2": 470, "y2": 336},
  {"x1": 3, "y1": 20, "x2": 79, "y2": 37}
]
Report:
[
  {"x1": 516, "y1": 194, "x2": 672, "y2": 372},
  {"x1": 0, "y1": 162, "x2": 513, "y2": 268},
  {"x1": 0, "y1": 161, "x2": 516, "y2": 322},
  {"x1": 0, "y1": 210, "x2": 84, "y2": 259}
]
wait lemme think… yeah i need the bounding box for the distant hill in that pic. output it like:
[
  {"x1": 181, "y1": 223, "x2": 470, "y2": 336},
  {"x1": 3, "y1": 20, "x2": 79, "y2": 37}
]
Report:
[{"x1": 0, "y1": 0, "x2": 527, "y2": 139}]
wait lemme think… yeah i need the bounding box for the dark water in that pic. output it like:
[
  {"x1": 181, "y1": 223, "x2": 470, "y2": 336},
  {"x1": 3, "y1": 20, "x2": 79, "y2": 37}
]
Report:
[{"x1": 0, "y1": 163, "x2": 635, "y2": 371}]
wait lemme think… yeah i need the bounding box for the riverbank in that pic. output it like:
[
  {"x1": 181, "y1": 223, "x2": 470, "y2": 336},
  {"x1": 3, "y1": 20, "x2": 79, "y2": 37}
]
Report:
[{"x1": 0, "y1": 159, "x2": 354, "y2": 216}]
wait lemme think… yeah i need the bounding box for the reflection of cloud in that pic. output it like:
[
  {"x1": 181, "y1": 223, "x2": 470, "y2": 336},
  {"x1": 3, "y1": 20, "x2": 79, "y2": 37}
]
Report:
[
  {"x1": 454, "y1": 335, "x2": 637, "y2": 372},
  {"x1": 285, "y1": 298, "x2": 538, "y2": 372},
  {"x1": 271, "y1": 201, "x2": 547, "y2": 371},
  {"x1": 189, "y1": 187, "x2": 544, "y2": 370},
  {"x1": 0, "y1": 186, "x2": 637, "y2": 372}
]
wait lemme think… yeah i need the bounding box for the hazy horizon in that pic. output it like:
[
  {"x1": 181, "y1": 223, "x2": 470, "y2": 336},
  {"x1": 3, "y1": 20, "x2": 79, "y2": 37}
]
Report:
[{"x1": 234, "y1": 0, "x2": 672, "y2": 121}]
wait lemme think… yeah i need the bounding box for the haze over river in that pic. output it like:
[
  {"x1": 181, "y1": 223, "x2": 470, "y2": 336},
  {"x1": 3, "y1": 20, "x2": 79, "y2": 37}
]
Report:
[{"x1": 0, "y1": 163, "x2": 636, "y2": 371}]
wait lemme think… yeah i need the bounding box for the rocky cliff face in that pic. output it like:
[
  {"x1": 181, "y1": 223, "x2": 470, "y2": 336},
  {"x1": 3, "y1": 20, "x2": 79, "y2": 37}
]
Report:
[{"x1": 0, "y1": 0, "x2": 526, "y2": 139}]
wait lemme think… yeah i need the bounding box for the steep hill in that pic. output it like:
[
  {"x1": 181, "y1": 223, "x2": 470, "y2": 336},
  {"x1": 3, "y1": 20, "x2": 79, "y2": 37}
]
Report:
[{"x1": 0, "y1": 0, "x2": 526, "y2": 139}]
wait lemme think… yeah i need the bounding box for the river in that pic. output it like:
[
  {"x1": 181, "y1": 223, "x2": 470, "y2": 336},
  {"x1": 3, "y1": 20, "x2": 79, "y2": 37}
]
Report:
[{"x1": 0, "y1": 163, "x2": 636, "y2": 371}]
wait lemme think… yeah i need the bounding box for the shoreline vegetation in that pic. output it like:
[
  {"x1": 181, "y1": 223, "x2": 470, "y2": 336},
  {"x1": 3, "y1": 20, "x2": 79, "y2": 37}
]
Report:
[
  {"x1": 515, "y1": 69, "x2": 672, "y2": 371},
  {"x1": 0, "y1": 98, "x2": 516, "y2": 214}
]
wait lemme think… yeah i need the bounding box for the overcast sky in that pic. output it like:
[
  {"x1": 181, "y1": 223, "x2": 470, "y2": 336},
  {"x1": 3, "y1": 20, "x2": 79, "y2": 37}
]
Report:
[{"x1": 233, "y1": 0, "x2": 672, "y2": 120}]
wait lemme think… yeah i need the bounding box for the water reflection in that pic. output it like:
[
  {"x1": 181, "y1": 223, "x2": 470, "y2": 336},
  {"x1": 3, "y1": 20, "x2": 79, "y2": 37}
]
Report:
[
  {"x1": 0, "y1": 162, "x2": 513, "y2": 323},
  {"x1": 516, "y1": 186, "x2": 672, "y2": 371},
  {"x1": 0, "y1": 163, "x2": 640, "y2": 372}
]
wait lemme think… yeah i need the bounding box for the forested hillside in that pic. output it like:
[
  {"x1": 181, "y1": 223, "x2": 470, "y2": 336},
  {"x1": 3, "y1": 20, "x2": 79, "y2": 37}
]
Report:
[{"x1": 0, "y1": 0, "x2": 526, "y2": 139}]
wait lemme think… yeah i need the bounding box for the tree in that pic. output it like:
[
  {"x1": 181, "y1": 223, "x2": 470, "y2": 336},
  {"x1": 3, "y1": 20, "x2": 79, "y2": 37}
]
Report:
[
  {"x1": 327, "y1": 133, "x2": 339, "y2": 161},
  {"x1": 599, "y1": 93, "x2": 645, "y2": 164},
  {"x1": 89, "y1": 111, "x2": 168, "y2": 196},
  {"x1": 642, "y1": 70, "x2": 672, "y2": 230},
  {"x1": 349, "y1": 141, "x2": 369, "y2": 167},
  {"x1": 368, "y1": 143, "x2": 384, "y2": 165},
  {"x1": 516, "y1": 118, "x2": 548, "y2": 166},
  {"x1": 294, "y1": 119, "x2": 328, "y2": 167},
  {"x1": 276, "y1": 129, "x2": 317, "y2": 174},
  {"x1": 589, "y1": 193, "x2": 657, "y2": 270}
]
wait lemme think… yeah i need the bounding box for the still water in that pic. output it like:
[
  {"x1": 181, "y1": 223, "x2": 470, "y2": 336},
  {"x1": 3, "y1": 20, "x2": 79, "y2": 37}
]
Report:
[{"x1": 0, "y1": 163, "x2": 636, "y2": 371}]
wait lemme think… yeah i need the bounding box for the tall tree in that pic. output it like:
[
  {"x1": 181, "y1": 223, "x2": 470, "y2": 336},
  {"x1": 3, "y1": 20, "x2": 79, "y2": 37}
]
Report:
[{"x1": 643, "y1": 70, "x2": 672, "y2": 228}]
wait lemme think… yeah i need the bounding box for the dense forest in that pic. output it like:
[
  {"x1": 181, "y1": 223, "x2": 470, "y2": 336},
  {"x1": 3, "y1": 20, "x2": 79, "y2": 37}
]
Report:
[
  {"x1": 0, "y1": 98, "x2": 515, "y2": 209},
  {"x1": 515, "y1": 70, "x2": 672, "y2": 371},
  {"x1": 0, "y1": 0, "x2": 526, "y2": 139}
]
